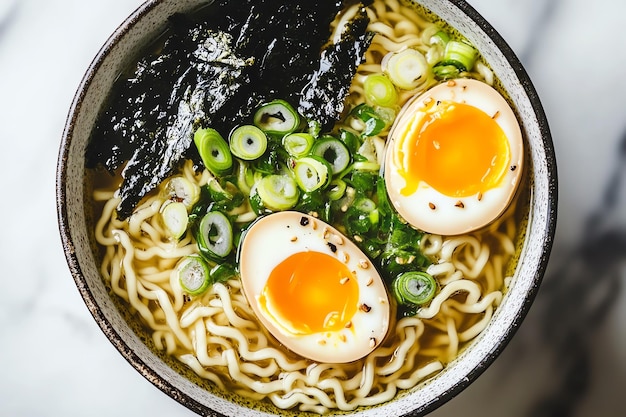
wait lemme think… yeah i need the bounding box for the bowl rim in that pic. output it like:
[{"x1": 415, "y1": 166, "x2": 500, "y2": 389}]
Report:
[{"x1": 56, "y1": 0, "x2": 558, "y2": 416}]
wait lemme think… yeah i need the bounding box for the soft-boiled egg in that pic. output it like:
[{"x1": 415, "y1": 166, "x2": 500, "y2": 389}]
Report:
[
  {"x1": 238, "y1": 211, "x2": 391, "y2": 363},
  {"x1": 384, "y1": 78, "x2": 523, "y2": 235}
]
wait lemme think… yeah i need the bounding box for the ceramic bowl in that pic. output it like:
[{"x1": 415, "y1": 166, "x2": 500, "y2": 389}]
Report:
[{"x1": 56, "y1": 0, "x2": 557, "y2": 416}]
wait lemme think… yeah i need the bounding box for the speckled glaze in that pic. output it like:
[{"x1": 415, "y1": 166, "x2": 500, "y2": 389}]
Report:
[{"x1": 56, "y1": 0, "x2": 557, "y2": 416}]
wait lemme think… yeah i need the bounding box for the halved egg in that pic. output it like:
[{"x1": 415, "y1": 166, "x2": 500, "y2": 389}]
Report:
[
  {"x1": 384, "y1": 78, "x2": 523, "y2": 235},
  {"x1": 238, "y1": 211, "x2": 391, "y2": 363}
]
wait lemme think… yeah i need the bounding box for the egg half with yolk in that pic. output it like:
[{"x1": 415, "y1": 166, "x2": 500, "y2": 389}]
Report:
[
  {"x1": 239, "y1": 211, "x2": 391, "y2": 363},
  {"x1": 384, "y1": 78, "x2": 524, "y2": 235}
]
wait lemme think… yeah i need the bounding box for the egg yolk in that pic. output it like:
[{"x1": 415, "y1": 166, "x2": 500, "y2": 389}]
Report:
[
  {"x1": 398, "y1": 101, "x2": 511, "y2": 197},
  {"x1": 260, "y1": 251, "x2": 359, "y2": 335}
]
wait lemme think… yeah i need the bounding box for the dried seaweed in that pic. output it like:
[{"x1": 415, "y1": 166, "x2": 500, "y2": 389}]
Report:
[
  {"x1": 88, "y1": 23, "x2": 253, "y2": 218},
  {"x1": 298, "y1": 5, "x2": 374, "y2": 131}
]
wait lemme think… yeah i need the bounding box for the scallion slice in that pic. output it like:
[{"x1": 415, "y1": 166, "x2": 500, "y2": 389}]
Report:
[
  {"x1": 392, "y1": 271, "x2": 437, "y2": 306},
  {"x1": 193, "y1": 128, "x2": 233, "y2": 175},
  {"x1": 440, "y1": 40, "x2": 478, "y2": 71},
  {"x1": 196, "y1": 211, "x2": 233, "y2": 261},
  {"x1": 354, "y1": 197, "x2": 377, "y2": 213},
  {"x1": 210, "y1": 263, "x2": 237, "y2": 284},
  {"x1": 353, "y1": 161, "x2": 380, "y2": 171},
  {"x1": 311, "y1": 137, "x2": 351, "y2": 175},
  {"x1": 351, "y1": 104, "x2": 389, "y2": 137},
  {"x1": 235, "y1": 161, "x2": 252, "y2": 195},
  {"x1": 429, "y1": 30, "x2": 450, "y2": 47},
  {"x1": 255, "y1": 174, "x2": 299, "y2": 211},
  {"x1": 293, "y1": 156, "x2": 331, "y2": 192},
  {"x1": 283, "y1": 132, "x2": 315, "y2": 158},
  {"x1": 433, "y1": 64, "x2": 460, "y2": 80},
  {"x1": 327, "y1": 179, "x2": 347, "y2": 201},
  {"x1": 254, "y1": 99, "x2": 300, "y2": 135},
  {"x1": 343, "y1": 196, "x2": 378, "y2": 235},
  {"x1": 229, "y1": 125, "x2": 268, "y2": 160},
  {"x1": 160, "y1": 201, "x2": 189, "y2": 240},
  {"x1": 339, "y1": 129, "x2": 362, "y2": 155},
  {"x1": 248, "y1": 185, "x2": 267, "y2": 216},
  {"x1": 383, "y1": 48, "x2": 429, "y2": 90},
  {"x1": 355, "y1": 197, "x2": 379, "y2": 225},
  {"x1": 363, "y1": 73, "x2": 398, "y2": 107},
  {"x1": 177, "y1": 255, "x2": 211, "y2": 296},
  {"x1": 162, "y1": 176, "x2": 200, "y2": 209}
]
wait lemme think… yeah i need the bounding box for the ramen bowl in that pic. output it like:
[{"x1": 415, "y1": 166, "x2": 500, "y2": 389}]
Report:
[{"x1": 56, "y1": 0, "x2": 557, "y2": 416}]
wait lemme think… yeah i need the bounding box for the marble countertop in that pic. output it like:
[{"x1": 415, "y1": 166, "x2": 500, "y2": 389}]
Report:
[{"x1": 1, "y1": 0, "x2": 624, "y2": 416}]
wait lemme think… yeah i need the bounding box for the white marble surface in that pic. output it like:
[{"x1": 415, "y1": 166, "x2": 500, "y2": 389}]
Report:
[{"x1": 1, "y1": 0, "x2": 625, "y2": 416}]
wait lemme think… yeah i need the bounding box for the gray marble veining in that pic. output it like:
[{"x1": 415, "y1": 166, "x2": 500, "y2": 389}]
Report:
[{"x1": 1, "y1": 0, "x2": 624, "y2": 416}]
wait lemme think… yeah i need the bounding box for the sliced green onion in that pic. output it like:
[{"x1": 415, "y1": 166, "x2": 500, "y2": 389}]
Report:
[
  {"x1": 327, "y1": 179, "x2": 347, "y2": 201},
  {"x1": 283, "y1": 132, "x2": 315, "y2": 158},
  {"x1": 343, "y1": 196, "x2": 378, "y2": 235},
  {"x1": 354, "y1": 197, "x2": 379, "y2": 225},
  {"x1": 354, "y1": 197, "x2": 376, "y2": 213},
  {"x1": 206, "y1": 178, "x2": 233, "y2": 201},
  {"x1": 254, "y1": 99, "x2": 300, "y2": 135},
  {"x1": 440, "y1": 40, "x2": 478, "y2": 71},
  {"x1": 311, "y1": 137, "x2": 351, "y2": 175},
  {"x1": 374, "y1": 106, "x2": 397, "y2": 127},
  {"x1": 353, "y1": 161, "x2": 380, "y2": 171},
  {"x1": 383, "y1": 48, "x2": 429, "y2": 90},
  {"x1": 433, "y1": 64, "x2": 460, "y2": 80},
  {"x1": 235, "y1": 161, "x2": 252, "y2": 195},
  {"x1": 307, "y1": 119, "x2": 322, "y2": 138},
  {"x1": 248, "y1": 186, "x2": 267, "y2": 215},
  {"x1": 193, "y1": 128, "x2": 232, "y2": 175},
  {"x1": 196, "y1": 211, "x2": 233, "y2": 261},
  {"x1": 349, "y1": 171, "x2": 377, "y2": 194},
  {"x1": 364, "y1": 74, "x2": 398, "y2": 107},
  {"x1": 293, "y1": 156, "x2": 332, "y2": 192},
  {"x1": 433, "y1": 39, "x2": 479, "y2": 80},
  {"x1": 356, "y1": 136, "x2": 379, "y2": 164},
  {"x1": 160, "y1": 201, "x2": 189, "y2": 240},
  {"x1": 351, "y1": 104, "x2": 387, "y2": 137},
  {"x1": 430, "y1": 30, "x2": 450, "y2": 46},
  {"x1": 339, "y1": 129, "x2": 362, "y2": 155},
  {"x1": 229, "y1": 125, "x2": 268, "y2": 160},
  {"x1": 177, "y1": 255, "x2": 211, "y2": 296},
  {"x1": 256, "y1": 174, "x2": 299, "y2": 211},
  {"x1": 162, "y1": 176, "x2": 200, "y2": 209},
  {"x1": 210, "y1": 263, "x2": 237, "y2": 284},
  {"x1": 202, "y1": 178, "x2": 244, "y2": 212},
  {"x1": 392, "y1": 271, "x2": 437, "y2": 306}
]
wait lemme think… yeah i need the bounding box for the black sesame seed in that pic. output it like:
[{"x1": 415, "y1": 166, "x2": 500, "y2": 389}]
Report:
[
  {"x1": 300, "y1": 216, "x2": 309, "y2": 226},
  {"x1": 511, "y1": 165, "x2": 517, "y2": 171},
  {"x1": 327, "y1": 242, "x2": 337, "y2": 253}
]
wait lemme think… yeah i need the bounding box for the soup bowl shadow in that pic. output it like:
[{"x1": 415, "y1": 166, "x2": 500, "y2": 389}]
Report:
[{"x1": 56, "y1": 0, "x2": 557, "y2": 416}]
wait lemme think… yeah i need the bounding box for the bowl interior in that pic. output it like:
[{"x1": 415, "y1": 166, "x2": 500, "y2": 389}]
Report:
[{"x1": 57, "y1": 0, "x2": 556, "y2": 416}]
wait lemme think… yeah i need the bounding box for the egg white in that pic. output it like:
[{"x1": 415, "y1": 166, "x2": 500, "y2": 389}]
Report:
[
  {"x1": 384, "y1": 78, "x2": 524, "y2": 236},
  {"x1": 239, "y1": 211, "x2": 391, "y2": 363}
]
